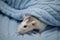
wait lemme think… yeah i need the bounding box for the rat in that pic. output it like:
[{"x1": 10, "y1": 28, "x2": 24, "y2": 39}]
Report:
[{"x1": 17, "y1": 15, "x2": 47, "y2": 35}]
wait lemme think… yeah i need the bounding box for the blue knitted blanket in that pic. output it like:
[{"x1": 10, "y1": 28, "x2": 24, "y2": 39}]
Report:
[{"x1": 0, "y1": 0, "x2": 60, "y2": 26}]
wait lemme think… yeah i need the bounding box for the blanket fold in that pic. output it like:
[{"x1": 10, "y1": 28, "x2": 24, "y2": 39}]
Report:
[{"x1": 0, "y1": 0, "x2": 60, "y2": 26}]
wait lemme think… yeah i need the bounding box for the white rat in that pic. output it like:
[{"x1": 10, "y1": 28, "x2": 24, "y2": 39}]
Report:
[{"x1": 17, "y1": 15, "x2": 47, "y2": 35}]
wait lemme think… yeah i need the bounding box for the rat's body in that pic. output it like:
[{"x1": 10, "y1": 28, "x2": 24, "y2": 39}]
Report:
[{"x1": 17, "y1": 15, "x2": 47, "y2": 34}]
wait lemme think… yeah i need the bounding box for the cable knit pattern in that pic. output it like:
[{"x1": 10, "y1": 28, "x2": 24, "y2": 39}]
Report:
[
  {"x1": 0, "y1": 0, "x2": 60, "y2": 40},
  {"x1": 0, "y1": 0, "x2": 60, "y2": 26}
]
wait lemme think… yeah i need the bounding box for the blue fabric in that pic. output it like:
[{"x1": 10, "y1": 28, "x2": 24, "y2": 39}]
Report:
[
  {"x1": 0, "y1": 0, "x2": 60, "y2": 40},
  {"x1": 0, "y1": 0, "x2": 60, "y2": 26}
]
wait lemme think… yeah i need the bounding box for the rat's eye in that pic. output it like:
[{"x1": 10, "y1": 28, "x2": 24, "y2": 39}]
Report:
[{"x1": 24, "y1": 25, "x2": 27, "y2": 28}]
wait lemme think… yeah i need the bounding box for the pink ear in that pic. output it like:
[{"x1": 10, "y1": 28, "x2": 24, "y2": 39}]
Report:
[{"x1": 31, "y1": 21, "x2": 37, "y2": 26}]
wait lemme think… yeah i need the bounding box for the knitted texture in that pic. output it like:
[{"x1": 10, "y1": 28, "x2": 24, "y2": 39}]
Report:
[
  {"x1": 0, "y1": 0, "x2": 60, "y2": 26},
  {"x1": 0, "y1": 0, "x2": 60, "y2": 40}
]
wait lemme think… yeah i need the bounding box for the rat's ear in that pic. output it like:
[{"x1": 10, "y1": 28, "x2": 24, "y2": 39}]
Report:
[{"x1": 31, "y1": 21, "x2": 37, "y2": 26}]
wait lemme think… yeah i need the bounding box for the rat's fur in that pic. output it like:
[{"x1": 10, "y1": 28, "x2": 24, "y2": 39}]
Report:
[{"x1": 17, "y1": 15, "x2": 47, "y2": 34}]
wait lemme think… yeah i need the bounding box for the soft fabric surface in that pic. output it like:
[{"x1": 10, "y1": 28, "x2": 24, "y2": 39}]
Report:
[
  {"x1": 0, "y1": 0, "x2": 60, "y2": 40},
  {"x1": 0, "y1": 0, "x2": 60, "y2": 26}
]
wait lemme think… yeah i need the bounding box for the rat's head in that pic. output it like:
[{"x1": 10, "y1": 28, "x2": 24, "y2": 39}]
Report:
[{"x1": 17, "y1": 15, "x2": 39, "y2": 34}]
